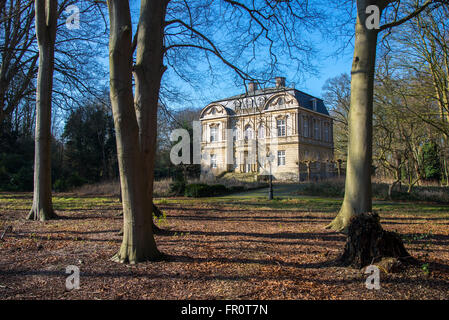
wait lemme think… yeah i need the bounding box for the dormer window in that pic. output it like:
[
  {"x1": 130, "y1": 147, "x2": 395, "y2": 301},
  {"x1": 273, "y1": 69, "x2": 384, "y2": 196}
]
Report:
[{"x1": 311, "y1": 98, "x2": 317, "y2": 112}]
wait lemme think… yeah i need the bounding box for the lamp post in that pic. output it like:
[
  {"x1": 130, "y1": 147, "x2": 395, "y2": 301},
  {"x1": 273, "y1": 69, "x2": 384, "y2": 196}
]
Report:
[{"x1": 267, "y1": 152, "x2": 274, "y2": 200}]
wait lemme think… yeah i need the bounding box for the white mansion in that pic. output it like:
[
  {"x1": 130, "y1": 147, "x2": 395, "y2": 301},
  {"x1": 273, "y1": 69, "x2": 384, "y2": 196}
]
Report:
[{"x1": 199, "y1": 77, "x2": 334, "y2": 181}]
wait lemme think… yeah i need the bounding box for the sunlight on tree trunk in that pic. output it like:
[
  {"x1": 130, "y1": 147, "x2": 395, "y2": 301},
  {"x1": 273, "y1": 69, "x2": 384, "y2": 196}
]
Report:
[
  {"x1": 28, "y1": 0, "x2": 58, "y2": 221},
  {"x1": 107, "y1": 0, "x2": 162, "y2": 263},
  {"x1": 326, "y1": 1, "x2": 378, "y2": 233},
  {"x1": 133, "y1": 0, "x2": 168, "y2": 237}
]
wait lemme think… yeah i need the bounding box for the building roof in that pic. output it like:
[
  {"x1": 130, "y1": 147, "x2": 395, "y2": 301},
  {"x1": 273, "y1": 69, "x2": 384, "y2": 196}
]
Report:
[{"x1": 209, "y1": 86, "x2": 329, "y2": 116}]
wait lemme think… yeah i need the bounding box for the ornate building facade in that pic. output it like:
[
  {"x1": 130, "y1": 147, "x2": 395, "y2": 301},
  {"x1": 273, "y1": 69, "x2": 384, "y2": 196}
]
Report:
[{"x1": 199, "y1": 77, "x2": 334, "y2": 181}]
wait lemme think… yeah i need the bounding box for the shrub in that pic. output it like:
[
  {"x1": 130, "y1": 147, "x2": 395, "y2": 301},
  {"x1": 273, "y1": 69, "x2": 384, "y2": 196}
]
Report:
[
  {"x1": 185, "y1": 183, "x2": 230, "y2": 197},
  {"x1": 421, "y1": 142, "x2": 441, "y2": 181},
  {"x1": 169, "y1": 179, "x2": 186, "y2": 196},
  {"x1": 68, "y1": 173, "x2": 88, "y2": 188},
  {"x1": 297, "y1": 181, "x2": 344, "y2": 197},
  {"x1": 229, "y1": 185, "x2": 245, "y2": 193},
  {"x1": 54, "y1": 179, "x2": 68, "y2": 192},
  {"x1": 184, "y1": 183, "x2": 211, "y2": 197}
]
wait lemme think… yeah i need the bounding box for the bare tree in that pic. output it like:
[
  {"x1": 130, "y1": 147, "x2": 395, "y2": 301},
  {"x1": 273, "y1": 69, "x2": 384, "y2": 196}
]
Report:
[
  {"x1": 106, "y1": 0, "x2": 321, "y2": 263},
  {"x1": 107, "y1": 0, "x2": 165, "y2": 263},
  {"x1": 0, "y1": 0, "x2": 37, "y2": 125},
  {"x1": 28, "y1": 0, "x2": 58, "y2": 221},
  {"x1": 325, "y1": 0, "x2": 447, "y2": 268},
  {"x1": 387, "y1": 5, "x2": 449, "y2": 184},
  {"x1": 0, "y1": 0, "x2": 108, "y2": 132},
  {"x1": 322, "y1": 73, "x2": 351, "y2": 160},
  {"x1": 327, "y1": 0, "x2": 446, "y2": 232}
]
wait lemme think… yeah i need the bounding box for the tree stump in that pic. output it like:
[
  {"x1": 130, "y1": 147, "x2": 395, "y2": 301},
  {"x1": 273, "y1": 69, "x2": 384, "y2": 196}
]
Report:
[{"x1": 339, "y1": 212, "x2": 412, "y2": 269}]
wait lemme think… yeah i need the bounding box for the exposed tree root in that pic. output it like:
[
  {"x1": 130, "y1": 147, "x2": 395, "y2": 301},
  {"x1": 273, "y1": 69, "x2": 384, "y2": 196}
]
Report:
[
  {"x1": 339, "y1": 212, "x2": 413, "y2": 269},
  {"x1": 325, "y1": 202, "x2": 354, "y2": 233},
  {"x1": 111, "y1": 246, "x2": 165, "y2": 264},
  {"x1": 325, "y1": 214, "x2": 347, "y2": 233},
  {"x1": 27, "y1": 207, "x2": 58, "y2": 221}
]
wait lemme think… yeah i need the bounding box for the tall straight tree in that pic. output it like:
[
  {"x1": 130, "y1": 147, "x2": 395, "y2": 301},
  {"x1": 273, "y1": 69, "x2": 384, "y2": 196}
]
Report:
[
  {"x1": 327, "y1": 0, "x2": 446, "y2": 233},
  {"x1": 28, "y1": 0, "x2": 58, "y2": 221},
  {"x1": 133, "y1": 0, "x2": 168, "y2": 239},
  {"x1": 107, "y1": 0, "x2": 165, "y2": 263},
  {"x1": 325, "y1": 0, "x2": 448, "y2": 267}
]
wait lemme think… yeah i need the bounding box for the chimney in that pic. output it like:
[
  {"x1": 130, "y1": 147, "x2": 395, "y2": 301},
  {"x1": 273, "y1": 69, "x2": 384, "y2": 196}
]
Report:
[
  {"x1": 275, "y1": 76, "x2": 286, "y2": 88},
  {"x1": 248, "y1": 81, "x2": 257, "y2": 92}
]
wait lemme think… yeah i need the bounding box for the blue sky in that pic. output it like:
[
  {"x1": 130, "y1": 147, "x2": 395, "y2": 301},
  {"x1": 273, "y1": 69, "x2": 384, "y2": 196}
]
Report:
[
  {"x1": 129, "y1": 1, "x2": 354, "y2": 110},
  {"x1": 162, "y1": 41, "x2": 354, "y2": 110}
]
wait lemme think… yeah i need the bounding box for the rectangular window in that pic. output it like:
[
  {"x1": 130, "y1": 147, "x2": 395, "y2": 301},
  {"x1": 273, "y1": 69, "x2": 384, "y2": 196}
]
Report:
[
  {"x1": 303, "y1": 117, "x2": 308, "y2": 137},
  {"x1": 210, "y1": 154, "x2": 217, "y2": 168},
  {"x1": 277, "y1": 150, "x2": 286, "y2": 166},
  {"x1": 313, "y1": 119, "x2": 320, "y2": 139},
  {"x1": 277, "y1": 119, "x2": 286, "y2": 137},
  {"x1": 210, "y1": 127, "x2": 218, "y2": 142},
  {"x1": 324, "y1": 123, "x2": 329, "y2": 142}
]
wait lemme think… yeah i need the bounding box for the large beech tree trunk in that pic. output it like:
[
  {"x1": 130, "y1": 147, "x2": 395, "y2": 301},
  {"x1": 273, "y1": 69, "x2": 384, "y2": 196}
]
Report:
[
  {"x1": 325, "y1": 0, "x2": 413, "y2": 268},
  {"x1": 326, "y1": 1, "x2": 379, "y2": 233},
  {"x1": 28, "y1": 0, "x2": 58, "y2": 221},
  {"x1": 107, "y1": 0, "x2": 162, "y2": 263},
  {"x1": 133, "y1": 0, "x2": 168, "y2": 237}
]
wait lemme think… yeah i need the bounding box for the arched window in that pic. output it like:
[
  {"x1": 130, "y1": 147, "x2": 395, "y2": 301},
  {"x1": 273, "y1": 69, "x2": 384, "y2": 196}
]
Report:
[
  {"x1": 258, "y1": 124, "x2": 265, "y2": 139},
  {"x1": 244, "y1": 125, "x2": 253, "y2": 141}
]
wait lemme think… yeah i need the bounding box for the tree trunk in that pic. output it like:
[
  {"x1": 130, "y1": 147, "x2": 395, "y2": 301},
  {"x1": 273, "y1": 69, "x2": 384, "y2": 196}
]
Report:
[
  {"x1": 326, "y1": 1, "x2": 379, "y2": 233},
  {"x1": 306, "y1": 161, "x2": 311, "y2": 182},
  {"x1": 388, "y1": 179, "x2": 400, "y2": 199},
  {"x1": 107, "y1": 0, "x2": 161, "y2": 263},
  {"x1": 133, "y1": 0, "x2": 168, "y2": 236},
  {"x1": 28, "y1": 0, "x2": 58, "y2": 221}
]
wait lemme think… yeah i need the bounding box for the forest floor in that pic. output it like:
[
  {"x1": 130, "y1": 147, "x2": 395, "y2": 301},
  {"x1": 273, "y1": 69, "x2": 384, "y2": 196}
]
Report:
[{"x1": 1, "y1": 186, "x2": 449, "y2": 300}]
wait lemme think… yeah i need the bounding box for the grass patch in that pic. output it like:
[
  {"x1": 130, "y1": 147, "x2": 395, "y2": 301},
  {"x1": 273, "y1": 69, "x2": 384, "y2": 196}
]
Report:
[{"x1": 294, "y1": 180, "x2": 449, "y2": 204}]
